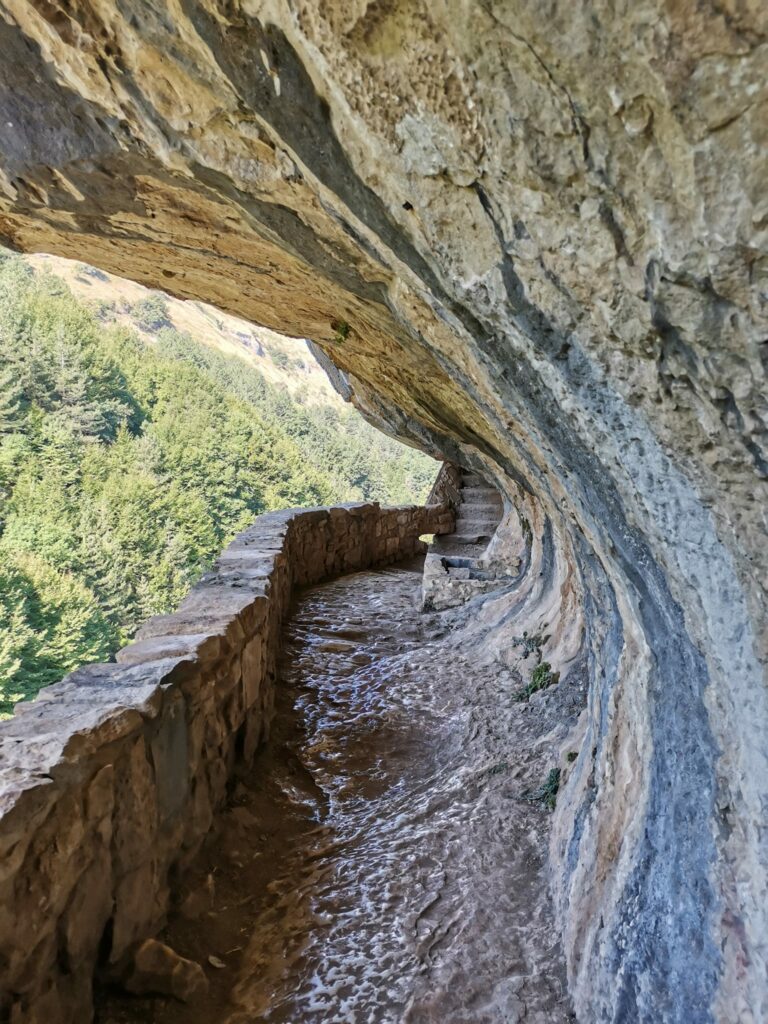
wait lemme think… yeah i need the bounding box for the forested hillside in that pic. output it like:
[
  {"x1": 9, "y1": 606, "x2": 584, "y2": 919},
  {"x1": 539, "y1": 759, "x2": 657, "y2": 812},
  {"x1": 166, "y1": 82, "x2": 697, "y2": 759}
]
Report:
[{"x1": 0, "y1": 253, "x2": 435, "y2": 715}]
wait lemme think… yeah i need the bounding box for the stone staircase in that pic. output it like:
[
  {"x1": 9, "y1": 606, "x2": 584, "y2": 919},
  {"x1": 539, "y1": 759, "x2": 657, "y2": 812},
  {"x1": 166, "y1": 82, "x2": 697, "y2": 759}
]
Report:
[
  {"x1": 431, "y1": 471, "x2": 503, "y2": 561},
  {"x1": 423, "y1": 468, "x2": 507, "y2": 609}
]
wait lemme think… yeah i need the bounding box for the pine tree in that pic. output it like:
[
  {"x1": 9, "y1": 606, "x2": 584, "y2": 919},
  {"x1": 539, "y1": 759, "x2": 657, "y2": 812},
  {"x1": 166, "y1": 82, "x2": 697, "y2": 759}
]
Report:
[
  {"x1": 132, "y1": 293, "x2": 171, "y2": 332},
  {"x1": 0, "y1": 366, "x2": 22, "y2": 433},
  {"x1": 0, "y1": 565, "x2": 34, "y2": 716},
  {"x1": 50, "y1": 335, "x2": 103, "y2": 440}
]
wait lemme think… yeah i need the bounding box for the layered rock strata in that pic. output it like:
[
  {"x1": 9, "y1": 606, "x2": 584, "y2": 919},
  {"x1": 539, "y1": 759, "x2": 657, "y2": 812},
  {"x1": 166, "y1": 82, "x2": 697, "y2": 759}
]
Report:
[
  {"x1": 0, "y1": 2, "x2": 766, "y2": 1021},
  {"x1": 0, "y1": 501, "x2": 452, "y2": 1023}
]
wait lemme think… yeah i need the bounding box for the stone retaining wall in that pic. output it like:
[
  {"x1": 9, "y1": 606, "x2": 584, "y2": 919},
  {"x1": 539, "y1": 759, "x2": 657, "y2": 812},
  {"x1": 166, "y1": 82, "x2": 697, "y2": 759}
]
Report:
[
  {"x1": 425, "y1": 461, "x2": 463, "y2": 509},
  {"x1": 0, "y1": 501, "x2": 452, "y2": 1024}
]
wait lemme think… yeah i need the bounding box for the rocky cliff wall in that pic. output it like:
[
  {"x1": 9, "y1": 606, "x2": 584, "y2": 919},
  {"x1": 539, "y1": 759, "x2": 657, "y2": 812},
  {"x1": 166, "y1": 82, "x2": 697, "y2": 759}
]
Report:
[
  {"x1": 0, "y1": 3, "x2": 765, "y2": 1021},
  {"x1": 0, "y1": 501, "x2": 451, "y2": 1022}
]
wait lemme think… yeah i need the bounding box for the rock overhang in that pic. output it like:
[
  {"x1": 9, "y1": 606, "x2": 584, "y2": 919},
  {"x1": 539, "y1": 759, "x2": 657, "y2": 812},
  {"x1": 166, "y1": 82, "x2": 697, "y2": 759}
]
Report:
[{"x1": 0, "y1": 2, "x2": 766, "y2": 1021}]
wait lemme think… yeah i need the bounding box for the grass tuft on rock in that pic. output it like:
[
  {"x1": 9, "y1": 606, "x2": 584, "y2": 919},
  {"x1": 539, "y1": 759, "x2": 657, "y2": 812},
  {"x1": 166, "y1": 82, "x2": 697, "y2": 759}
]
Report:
[
  {"x1": 511, "y1": 630, "x2": 548, "y2": 660},
  {"x1": 513, "y1": 661, "x2": 560, "y2": 702},
  {"x1": 332, "y1": 318, "x2": 350, "y2": 343},
  {"x1": 525, "y1": 768, "x2": 561, "y2": 811}
]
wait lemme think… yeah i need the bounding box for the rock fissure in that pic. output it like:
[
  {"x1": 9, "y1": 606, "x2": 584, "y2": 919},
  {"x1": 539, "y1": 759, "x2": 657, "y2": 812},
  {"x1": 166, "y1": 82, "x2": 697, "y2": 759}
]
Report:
[{"x1": 475, "y1": 2, "x2": 595, "y2": 174}]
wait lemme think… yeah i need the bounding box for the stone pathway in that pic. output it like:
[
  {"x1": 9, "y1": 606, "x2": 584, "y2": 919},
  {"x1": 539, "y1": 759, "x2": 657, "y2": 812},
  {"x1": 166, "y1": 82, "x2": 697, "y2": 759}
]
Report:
[{"x1": 97, "y1": 558, "x2": 573, "y2": 1024}]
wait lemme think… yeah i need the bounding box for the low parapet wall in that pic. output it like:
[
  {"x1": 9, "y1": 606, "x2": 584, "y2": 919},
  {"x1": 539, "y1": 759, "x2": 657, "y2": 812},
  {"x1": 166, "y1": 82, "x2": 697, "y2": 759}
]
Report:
[{"x1": 0, "y1": 500, "x2": 452, "y2": 1023}]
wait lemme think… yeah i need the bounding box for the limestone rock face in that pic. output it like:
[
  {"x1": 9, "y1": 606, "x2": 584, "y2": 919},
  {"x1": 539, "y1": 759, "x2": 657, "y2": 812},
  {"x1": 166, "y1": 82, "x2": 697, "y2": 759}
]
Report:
[{"x1": 0, "y1": 3, "x2": 765, "y2": 1021}]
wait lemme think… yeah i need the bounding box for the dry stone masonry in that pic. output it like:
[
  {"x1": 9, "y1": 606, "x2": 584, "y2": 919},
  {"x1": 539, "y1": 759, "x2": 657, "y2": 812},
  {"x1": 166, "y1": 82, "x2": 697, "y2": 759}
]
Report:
[
  {"x1": 0, "y1": 2, "x2": 765, "y2": 1022},
  {"x1": 0, "y1": 501, "x2": 452, "y2": 1023},
  {"x1": 422, "y1": 465, "x2": 517, "y2": 611}
]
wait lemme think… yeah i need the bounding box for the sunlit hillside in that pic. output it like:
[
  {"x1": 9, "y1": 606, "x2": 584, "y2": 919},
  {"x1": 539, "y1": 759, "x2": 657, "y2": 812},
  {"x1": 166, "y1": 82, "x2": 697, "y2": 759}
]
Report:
[
  {"x1": 0, "y1": 251, "x2": 436, "y2": 715},
  {"x1": 26, "y1": 253, "x2": 342, "y2": 406}
]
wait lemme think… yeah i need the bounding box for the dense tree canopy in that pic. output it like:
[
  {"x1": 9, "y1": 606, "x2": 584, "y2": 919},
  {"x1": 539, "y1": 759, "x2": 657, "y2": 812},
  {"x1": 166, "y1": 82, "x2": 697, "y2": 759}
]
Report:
[{"x1": 0, "y1": 254, "x2": 435, "y2": 714}]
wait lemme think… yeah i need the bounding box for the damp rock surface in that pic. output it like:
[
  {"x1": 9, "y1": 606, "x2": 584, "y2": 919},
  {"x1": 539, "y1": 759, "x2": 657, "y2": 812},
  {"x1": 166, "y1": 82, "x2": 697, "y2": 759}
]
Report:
[
  {"x1": 123, "y1": 940, "x2": 208, "y2": 1003},
  {"x1": 98, "y1": 559, "x2": 576, "y2": 1024}
]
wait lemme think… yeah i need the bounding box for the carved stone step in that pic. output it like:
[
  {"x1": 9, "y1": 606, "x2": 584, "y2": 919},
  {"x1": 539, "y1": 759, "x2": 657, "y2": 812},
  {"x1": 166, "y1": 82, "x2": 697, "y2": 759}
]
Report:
[{"x1": 461, "y1": 486, "x2": 502, "y2": 502}]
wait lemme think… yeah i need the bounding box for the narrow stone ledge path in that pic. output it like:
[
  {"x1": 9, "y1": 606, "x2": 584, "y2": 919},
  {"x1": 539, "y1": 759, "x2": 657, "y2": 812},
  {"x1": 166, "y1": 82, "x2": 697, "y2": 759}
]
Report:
[{"x1": 98, "y1": 558, "x2": 573, "y2": 1024}]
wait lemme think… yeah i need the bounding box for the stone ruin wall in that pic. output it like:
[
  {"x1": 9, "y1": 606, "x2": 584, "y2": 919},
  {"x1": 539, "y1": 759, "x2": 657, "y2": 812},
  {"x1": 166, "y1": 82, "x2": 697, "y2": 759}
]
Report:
[{"x1": 0, "y1": 499, "x2": 453, "y2": 1023}]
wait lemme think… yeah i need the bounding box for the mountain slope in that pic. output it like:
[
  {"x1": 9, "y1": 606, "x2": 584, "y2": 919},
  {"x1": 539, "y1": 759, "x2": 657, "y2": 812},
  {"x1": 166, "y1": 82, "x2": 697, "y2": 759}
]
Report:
[{"x1": 0, "y1": 252, "x2": 436, "y2": 714}]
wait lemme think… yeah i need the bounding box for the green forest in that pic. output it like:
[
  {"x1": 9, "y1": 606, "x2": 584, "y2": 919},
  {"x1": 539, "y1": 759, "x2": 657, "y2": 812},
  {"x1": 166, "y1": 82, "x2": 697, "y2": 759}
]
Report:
[{"x1": 0, "y1": 254, "x2": 435, "y2": 715}]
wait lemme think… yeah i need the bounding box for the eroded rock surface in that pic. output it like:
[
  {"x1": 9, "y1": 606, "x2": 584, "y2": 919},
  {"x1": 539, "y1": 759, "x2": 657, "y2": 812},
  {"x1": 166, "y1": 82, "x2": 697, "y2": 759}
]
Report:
[
  {"x1": 0, "y1": 2, "x2": 766, "y2": 1021},
  {"x1": 124, "y1": 940, "x2": 208, "y2": 1003}
]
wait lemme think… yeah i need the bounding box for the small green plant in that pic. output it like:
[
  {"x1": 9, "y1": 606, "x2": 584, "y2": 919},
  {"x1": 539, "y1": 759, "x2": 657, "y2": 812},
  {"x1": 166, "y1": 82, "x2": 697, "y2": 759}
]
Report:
[
  {"x1": 487, "y1": 761, "x2": 509, "y2": 777},
  {"x1": 513, "y1": 661, "x2": 560, "y2": 702},
  {"x1": 269, "y1": 348, "x2": 290, "y2": 370},
  {"x1": 93, "y1": 300, "x2": 116, "y2": 322},
  {"x1": 511, "y1": 630, "x2": 548, "y2": 662},
  {"x1": 331, "y1": 318, "x2": 350, "y2": 343},
  {"x1": 525, "y1": 768, "x2": 561, "y2": 811},
  {"x1": 566, "y1": 751, "x2": 578, "y2": 763}
]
